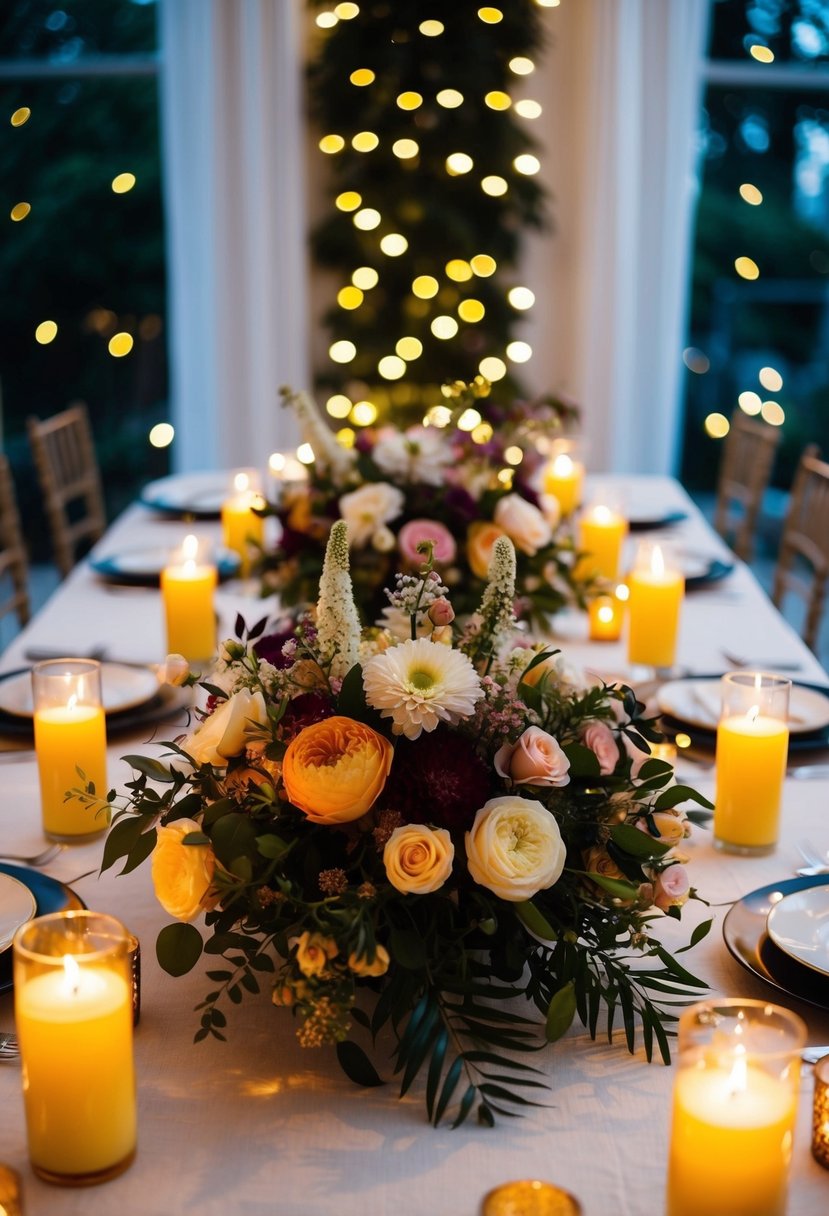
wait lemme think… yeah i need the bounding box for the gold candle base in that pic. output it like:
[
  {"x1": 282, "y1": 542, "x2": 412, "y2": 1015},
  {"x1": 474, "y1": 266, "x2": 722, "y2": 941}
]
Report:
[
  {"x1": 481, "y1": 1179, "x2": 582, "y2": 1216},
  {"x1": 812, "y1": 1055, "x2": 829, "y2": 1169},
  {"x1": 33, "y1": 1145, "x2": 136, "y2": 1188}
]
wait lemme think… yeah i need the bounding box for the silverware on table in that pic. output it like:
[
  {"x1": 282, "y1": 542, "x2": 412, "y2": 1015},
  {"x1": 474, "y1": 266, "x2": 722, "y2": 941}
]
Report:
[
  {"x1": 0, "y1": 1032, "x2": 18, "y2": 1060},
  {"x1": 721, "y1": 650, "x2": 804, "y2": 672},
  {"x1": 0, "y1": 844, "x2": 64, "y2": 867}
]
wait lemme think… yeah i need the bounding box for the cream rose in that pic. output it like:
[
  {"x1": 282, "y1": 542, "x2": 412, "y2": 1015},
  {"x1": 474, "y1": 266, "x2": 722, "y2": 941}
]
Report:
[
  {"x1": 465, "y1": 796, "x2": 566, "y2": 902},
  {"x1": 582, "y1": 721, "x2": 619, "y2": 776},
  {"x1": 339, "y1": 482, "x2": 404, "y2": 547},
  {"x1": 383, "y1": 824, "x2": 455, "y2": 894},
  {"x1": 495, "y1": 726, "x2": 571, "y2": 788},
  {"x1": 151, "y1": 818, "x2": 215, "y2": 922},
  {"x1": 493, "y1": 494, "x2": 553, "y2": 556},
  {"x1": 182, "y1": 688, "x2": 269, "y2": 767},
  {"x1": 157, "y1": 653, "x2": 190, "y2": 687}
]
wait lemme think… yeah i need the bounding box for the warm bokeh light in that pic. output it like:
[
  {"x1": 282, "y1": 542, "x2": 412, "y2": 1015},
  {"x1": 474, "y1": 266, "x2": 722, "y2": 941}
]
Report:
[
  {"x1": 514, "y1": 154, "x2": 541, "y2": 175},
  {"x1": 297, "y1": 443, "x2": 315, "y2": 464},
  {"x1": 337, "y1": 286, "x2": 364, "y2": 309},
  {"x1": 319, "y1": 134, "x2": 345, "y2": 154},
  {"x1": 329, "y1": 340, "x2": 356, "y2": 363},
  {"x1": 353, "y1": 266, "x2": 379, "y2": 289},
  {"x1": 509, "y1": 56, "x2": 535, "y2": 75},
  {"x1": 507, "y1": 341, "x2": 532, "y2": 363},
  {"x1": 392, "y1": 138, "x2": 419, "y2": 159},
  {"x1": 425, "y1": 405, "x2": 452, "y2": 427},
  {"x1": 315, "y1": 11, "x2": 338, "y2": 28},
  {"x1": 471, "y1": 421, "x2": 494, "y2": 444},
  {"x1": 458, "y1": 299, "x2": 485, "y2": 322},
  {"x1": 431, "y1": 315, "x2": 459, "y2": 340},
  {"x1": 458, "y1": 407, "x2": 482, "y2": 431},
  {"x1": 10, "y1": 106, "x2": 31, "y2": 127},
  {"x1": 704, "y1": 412, "x2": 730, "y2": 439},
  {"x1": 397, "y1": 91, "x2": 423, "y2": 110},
  {"x1": 508, "y1": 286, "x2": 535, "y2": 310},
  {"x1": 334, "y1": 2, "x2": 359, "y2": 17},
  {"x1": 682, "y1": 347, "x2": 710, "y2": 374},
  {"x1": 351, "y1": 401, "x2": 379, "y2": 425},
  {"x1": 111, "y1": 172, "x2": 136, "y2": 194},
  {"x1": 412, "y1": 275, "x2": 439, "y2": 299},
  {"x1": 478, "y1": 7, "x2": 503, "y2": 22},
  {"x1": 482, "y1": 175, "x2": 508, "y2": 196},
  {"x1": 10, "y1": 201, "x2": 30, "y2": 221},
  {"x1": 738, "y1": 391, "x2": 762, "y2": 415},
  {"x1": 354, "y1": 207, "x2": 381, "y2": 230},
  {"x1": 471, "y1": 254, "x2": 497, "y2": 276},
  {"x1": 337, "y1": 427, "x2": 356, "y2": 448},
  {"x1": 735, "y1": 256, "x2": 760, "y2": 280},
  {"x1": 485, "y1": 91, "x2": 511, "y2": 110},
  {"x1": 108, "y1": 332, "x2": 134, "y2": 357},
  {"x1": 761, "y1": 400, "x2": 785, "y2": 426},
  {"x1": 749, "y1": 44, "x2": 775, "y2": 63},
  {"x1": 479, "y1": 356, "x2": 507, "y2": 381},
  {"x1": 378, "y1": 355, "x2": 406, "y2": 381},
  {"x1": 515, "y1": 99, "x2": 542, "y2": 119},
  {"x1": 419, "y1": 19, "x2": 444, "y2": 35},
  {"x1": 535, "y1": 0, "x2": 561, "y2": 6},
  {"x1": 497, "y1": 468, "x2": 514, "y2": 487},
  {"x1": 446, "y1": 152, "x2": 474, "y2": 175},
  {"x1": 352, "y1": 131, "x2": 379, "y2": 152},
  {"x1": 35, "y1": 320, "x2": 57, "y2": 345},
  {"x1": 326, "y1": 394, "x2": 352, "y2": 418},
  {"x1": 350, "y1": 68, "x2": 375, "y2": 86},
  {"x1": 336, "y1": 190, "x2": 362, "y2": 211},
  {"x1": 396, "y1": 337, "x2": 423, "y2": 360},
  {"x1": 149, "y1": 422, "x2": 174, "y2": 448},
  {"x1": 739, "y1": 183, "x2": 763, "y2": 205},
  {"x1": 759, "y1": 366, "x2": 783, "y2": 392},
  {"x1": 436, "y1": 89, "x2": 464, "y2": 108},
  {"x1": 505, "y1": 445, "x2": 524, "y2": 465},
  {"x1": 446, "y1": 259, "x2": 473, "y2": 282},
  {"x1": 380, "y1": 233, "x2": 408, "y2": 256}
]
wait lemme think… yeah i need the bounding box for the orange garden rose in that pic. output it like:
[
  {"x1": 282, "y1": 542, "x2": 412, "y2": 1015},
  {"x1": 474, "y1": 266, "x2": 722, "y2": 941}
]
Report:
[
  {"x1": 466, "y1": 521, "x2": 506, "y2": 579},
  {"x1": 282, "y1": 715, "x2": 393, "y2": 824}
]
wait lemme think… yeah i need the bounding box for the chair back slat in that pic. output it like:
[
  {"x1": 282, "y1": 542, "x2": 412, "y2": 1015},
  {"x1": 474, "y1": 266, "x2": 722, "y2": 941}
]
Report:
[
  {"x1": 713, "y1": 412, "x2": 780, "y2": 561},
  {"x1": 772, "y1": 444, "x2": 829, "y2": 652},
  {"x1": 0, "y1": 453, "x2": 30, "y2": 627}
]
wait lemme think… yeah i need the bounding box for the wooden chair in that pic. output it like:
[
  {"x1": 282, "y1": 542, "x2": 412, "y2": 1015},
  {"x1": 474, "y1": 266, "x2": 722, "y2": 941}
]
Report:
[
  {"x1": 0, "y1": 453, "x2": 31, "y2": 628},
  {"x1": 771, "y1": 445, "x2": 829, "y2": 652},
  {"x1": 713, "y1": 411, "x2": 781, "y2": 561},
  {"x1": 27, "y1": 404, "x2": 106, "y2": 579}
]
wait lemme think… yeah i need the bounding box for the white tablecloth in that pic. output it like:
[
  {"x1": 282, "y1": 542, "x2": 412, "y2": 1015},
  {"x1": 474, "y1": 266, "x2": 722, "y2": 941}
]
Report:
[{"x1": 0, "y1": 475, "x2": 827, "y2": 1215}]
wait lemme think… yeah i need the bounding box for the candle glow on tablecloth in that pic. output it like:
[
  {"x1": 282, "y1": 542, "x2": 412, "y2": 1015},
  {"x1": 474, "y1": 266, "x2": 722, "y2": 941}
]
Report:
[
  {"x1": 161, "y1": 533, "x2": 217, "y2": 663},
  {"x1": 626, "y1": 542, "x2": 684, "y2": 669},
  {"x1": 221, "y1": 471, "x2": 265, "y2": 577}
]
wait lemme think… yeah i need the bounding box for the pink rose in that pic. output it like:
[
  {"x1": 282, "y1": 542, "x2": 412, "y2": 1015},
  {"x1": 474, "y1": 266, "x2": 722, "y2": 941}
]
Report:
[
  {"x1": 582, "y1": 721, "x2": 619, "y2": 775},
  {"x1": 398, "y1": 519, "x2": 457, "y2": 567},
  {"x1": 653, "y1": 865, "x2": 690, "y2": 911},
  {"x1": 428, "y1": 596, "x2": 455, "y2": 627},
  {"x1": 495, "y1": 726, "x2": 570, "y2": 788}
]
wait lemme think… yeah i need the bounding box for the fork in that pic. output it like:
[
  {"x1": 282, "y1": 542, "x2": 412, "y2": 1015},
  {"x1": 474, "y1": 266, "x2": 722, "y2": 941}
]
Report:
[
  {"x1": 721, "y1": 650, "x2": 803, "y2": 672},
  {"x1": 0, "y1": 844, "x2": 64, "y2": 867},
  {"x1": 0, "y1": 1032, "x2": 18, "y2": 1060}
]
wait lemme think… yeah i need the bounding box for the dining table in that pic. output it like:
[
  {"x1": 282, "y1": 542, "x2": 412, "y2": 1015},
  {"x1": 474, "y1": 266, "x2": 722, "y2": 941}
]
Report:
[{"x1": 0, "y1": 471, "x2": 828, "y2": 1216}]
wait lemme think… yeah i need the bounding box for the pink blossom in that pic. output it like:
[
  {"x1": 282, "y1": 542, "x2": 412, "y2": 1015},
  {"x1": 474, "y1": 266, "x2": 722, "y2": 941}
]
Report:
[
  {"x1": 428, "y1": 597, "x2": 455, "y2": 627},
  {"x1": 495, "y1": 726, "x2": 571, "y2": 788},
  {"x1": 398, "y1": 519, "x2": 457, "y2": 567},
  {"x1": 582, "y1": 721, "x2": 619, "y2": 775},
  {"x1": 653, "y1": 865, "x2": 690, "y2": 911}
]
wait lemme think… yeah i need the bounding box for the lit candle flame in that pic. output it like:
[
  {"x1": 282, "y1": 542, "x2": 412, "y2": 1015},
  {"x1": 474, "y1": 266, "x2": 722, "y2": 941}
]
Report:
[
  {"x1": 269, "y1": 452, "x2": 286, "y2": 474},
  {"x1": 233, "y1": 472, "x2": 250, "y2": 493},
  {"x1": 62, "y1": 953, "x2": 81, "y2": 997},
  {"x1": 651, "y1": 545, "x2": 665, "y2": 577},
  {"x1": 591, "y1": 504, "x2": 613, "y2": 524},
  {"x1": 551, "y1": 453, "x2": 573, "y2": 476},
  {"x1": 598, "y1": 604, "x2": 614, "y2": 624},
  {"x1": 182, "y1": 534, "x2": 199, "y2": 562},
  {"x1": 67, "y1": 692, "x2": 78, "y2": 712},
  {"x1": 727, "y1": 1043, "x2": 748, "y2": 1097},
  {"x1": 747, "y1": 704, "x2": 760, "y2": 724}
]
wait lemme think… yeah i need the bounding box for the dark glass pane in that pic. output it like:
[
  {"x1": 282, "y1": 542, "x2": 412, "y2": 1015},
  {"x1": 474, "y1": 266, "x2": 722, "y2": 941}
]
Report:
[
  {"x1": 0, "y1": 0, "x2": 157, "y2": 61},
  {"x1": 709, "y1": 0, "x2": 829, "y2": 67}
]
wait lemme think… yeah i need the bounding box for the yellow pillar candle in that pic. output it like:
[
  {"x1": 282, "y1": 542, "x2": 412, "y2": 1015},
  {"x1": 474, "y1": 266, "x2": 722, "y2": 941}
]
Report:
[
  {"x1": 543, "y1": 452, "x2": 584, "y2": 517},
  {"x1": 161, "y1": 534, "x2": 217, "y2": 663},
  {"x1": 715, "y1": 712, "x2": 789, "y2": 852},
  {"x1": 626, "y1": 543, "x2": 684, "y2": 669},
  {"x1": 14, "y1": 912, "x2": 137, "y2": 1186},
  {"x1": 577, "y1": 504, "x2": 628, "y2": 581},
  {"x1": 221, "y1": 472, "x2": 265, "y2": 577},
  {"x1": 587, "y1": 594, "x2": 623, "y2": 641}
]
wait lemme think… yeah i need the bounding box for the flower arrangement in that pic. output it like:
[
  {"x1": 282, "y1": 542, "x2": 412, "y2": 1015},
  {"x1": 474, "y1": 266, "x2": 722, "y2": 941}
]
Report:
[
  {"x1": 101, "y1": 524, "x2": 712, "y2": 1128},
  {"x1": 260, "y1": 380, "x2": 598, "y2": 625}
]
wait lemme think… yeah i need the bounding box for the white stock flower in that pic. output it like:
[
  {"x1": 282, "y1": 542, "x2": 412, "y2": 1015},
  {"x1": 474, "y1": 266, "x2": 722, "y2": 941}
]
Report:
[
  {"x1": 465, "y1": 795, "x2": 566, "y2": 902},
  {"x1": 372, "y1": 426, "x2": 450, "y2": 485},
  {"x1": 316, "y1": 521, "x2": 361, "y2": 679},
  {"x1": 182, "y1": 688, "x2": 269, "y2": 766},
  {"x1": 494, "y1": 494, "x2": 553, "y2": 556},
  {"x1": 339, "y1": 482, "x2": 404, "y2": 547},
  {"x1": 362, "y1": 637, "x2": 483, "y2": 740}
]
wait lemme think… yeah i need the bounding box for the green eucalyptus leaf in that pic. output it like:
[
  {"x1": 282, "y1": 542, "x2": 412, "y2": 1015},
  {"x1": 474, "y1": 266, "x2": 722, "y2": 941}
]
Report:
[
  {"x1": 122, "y1": 755, "x2": 177, "y2": 783},
  {"x1": 515, "y1": 900, "x2": 557, "y2": 942},
  {"x1": 101, "y1": 814, "x2": 146, "y2": 873},
  {"x1": 609, "y1": 823, "x2": 671, "y2": 859},
  {"x1": 545, "y1": 980, "x2": 577, "y2": 1043},
  {"x1": 578, "y1": 871, "x2": 642, "y2": 901},
  {"x1": 156, "y1": 922, "x2": 203, "y2": 977},
  {"x1": 336, "y1": 1040, "x2": 385, "y2": 1088},
  {"x1": 561, "y1": 742, "x2": 601, "y2": 777}
]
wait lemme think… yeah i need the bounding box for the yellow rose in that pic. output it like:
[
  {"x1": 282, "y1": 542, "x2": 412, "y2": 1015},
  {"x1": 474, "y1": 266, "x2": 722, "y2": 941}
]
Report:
[
  {"x1": 292, "y1": 932, "x2": 338, "y2": 977},
  {"x1": 348, "y1": 944, "x2": 390, "y2": 977},
  {"x1": 282, "y1": 715, "x2": 393, "y2": 824},
  {"x1": 383, "y1": 824, "x2": 455, "y2": 894},
  {"x1": 465, "y1": 796, "x2": 566, "y2": 902},
  {"x1": 151, "y1": 818, "x2": 215, "y2": 922},
  {"x1": 467, "y1": 521, "x2": 506, "y2": 579}
]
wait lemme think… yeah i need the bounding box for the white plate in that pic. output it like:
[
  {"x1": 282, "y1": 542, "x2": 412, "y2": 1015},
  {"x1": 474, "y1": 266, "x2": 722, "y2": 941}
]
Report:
[
  {"x1": 0, "y1": 873, "x2": 37, "y2": 953},
  {"x1": 0, "y1": 663, "x2": 160, "y2": 719},
  {"x1": 767, "y1": 887, "x2": 829, "y2": 979},
  {"x1": 657, "y1": 677, "x2": 829, "y2": 736},
  {"x1": 140, "y1": 470, "x2": 257, "y2": 517},
  {"x1": 91, "y1": 545, "x2": 240, "y2": 585}
]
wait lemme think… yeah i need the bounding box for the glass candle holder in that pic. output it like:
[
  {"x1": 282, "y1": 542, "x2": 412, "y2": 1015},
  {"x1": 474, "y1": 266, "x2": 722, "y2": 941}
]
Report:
[
  {"x1": 626, "y1": 541, "x2": 684, "y2": 672},
  {"x1": 220, "y1": 470, "x2": 265, "y2": 577},
  {"x1": 161, "y1": 533, "x2": 217, "y2": 664},
  {"x1": 714, "y1": 672, "x2": 791, "y2": 855},
  {"x1": 813, "y1": 1054, "x2": 829, "y2": 1168},
  {"x1": 576, "y1": 499, "x2": 628, "y2": 582},
  {"x1": 13, "y1": 911, "x2": 137, "y2": 1187},
  {"x1": 666, "y1": 999, "x2": 805, "y2": 1216},
  {"x1": 542, "y1": 438, "x2": 585, "y2": 518},
  {"x1": 31, "y1": 659, "x2": 108, "y2": 842},
  {"x1": 587, "y1": 584, "x2": 627, "y2": 642},
  {"x1": 481, "y1": 1179, "x2": 582, "y2": 1215}
]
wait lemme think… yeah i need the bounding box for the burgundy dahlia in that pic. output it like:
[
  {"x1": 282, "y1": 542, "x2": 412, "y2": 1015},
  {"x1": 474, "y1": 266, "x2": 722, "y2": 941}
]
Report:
[
  {"x1": 382, "y1": 728, "x2": 492, "y2": 832},
  {"x1": 280, "y1": 693, "x2": 335, "y2": 740}
]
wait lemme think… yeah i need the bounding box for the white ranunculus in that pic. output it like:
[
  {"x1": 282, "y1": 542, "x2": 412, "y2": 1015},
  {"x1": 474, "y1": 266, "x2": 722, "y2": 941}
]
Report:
[
  {"x1": 494, "y1": 494, "x2": 553, "y2": 556},
  {"x1": 339, "y1": 482, "x2": 404, "y2": 547},
  {"x1": 372, "y1": 426, "x2": 450, "y2": 486},
  {"x1": 465, "y1": 795, "x2": 566, "y2": 902},
  {"x1": 182, "y1": 688, "x2": 269, "y2": 767}
]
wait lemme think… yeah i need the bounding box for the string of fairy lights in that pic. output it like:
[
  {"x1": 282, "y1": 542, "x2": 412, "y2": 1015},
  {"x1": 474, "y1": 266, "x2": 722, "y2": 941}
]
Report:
[
  {"x1": 312, "y1": 0, "x2": 559, "y2": 447},
  {"x1": 695, "y1": 34, "x2": 787, "y2": 445}
]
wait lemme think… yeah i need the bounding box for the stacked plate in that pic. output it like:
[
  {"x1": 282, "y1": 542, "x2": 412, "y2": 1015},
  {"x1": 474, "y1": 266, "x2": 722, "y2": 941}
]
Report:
[
  {"x1": 657, "y1": 677, "x2": 829, "y2": 753},
  {"x1": 0, "y1": 863, "x2": 85, "y2": 993}
]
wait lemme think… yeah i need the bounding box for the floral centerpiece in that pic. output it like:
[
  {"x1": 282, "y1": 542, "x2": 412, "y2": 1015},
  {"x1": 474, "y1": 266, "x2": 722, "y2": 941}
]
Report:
[
  {"x1": 260, "y1": 380, "x2": 598, "y2": 626},
  {"x1": 100, "y1": 525, "x2": 711, "y2": 1128}
]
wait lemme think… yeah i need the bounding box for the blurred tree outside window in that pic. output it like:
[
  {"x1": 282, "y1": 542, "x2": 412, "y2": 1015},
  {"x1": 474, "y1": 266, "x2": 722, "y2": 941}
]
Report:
[
  {"x1": 0, "y1": 0, "x2": 167, "y2": 560},
  {"x1": 681, "y1": 0, "x2": 829, "y2": 530}
]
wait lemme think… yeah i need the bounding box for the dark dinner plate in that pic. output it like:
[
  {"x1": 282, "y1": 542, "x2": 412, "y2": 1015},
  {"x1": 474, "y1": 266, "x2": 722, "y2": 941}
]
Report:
[
  {"x1": 685, "y1": 557, "x2": 735, "y2": 591},
  {"x1": 91, "y1": 545, "x2": 241, "y2": 586},
  {"x1": 0, "y1": 862, "x2": 85, "y2": 993},
  {"x1": 628, "y1": 509, "x2": 688, "y2": 532},
  {"x1": 658, "y1": 677, "x2": 829, "y2": 755}
]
